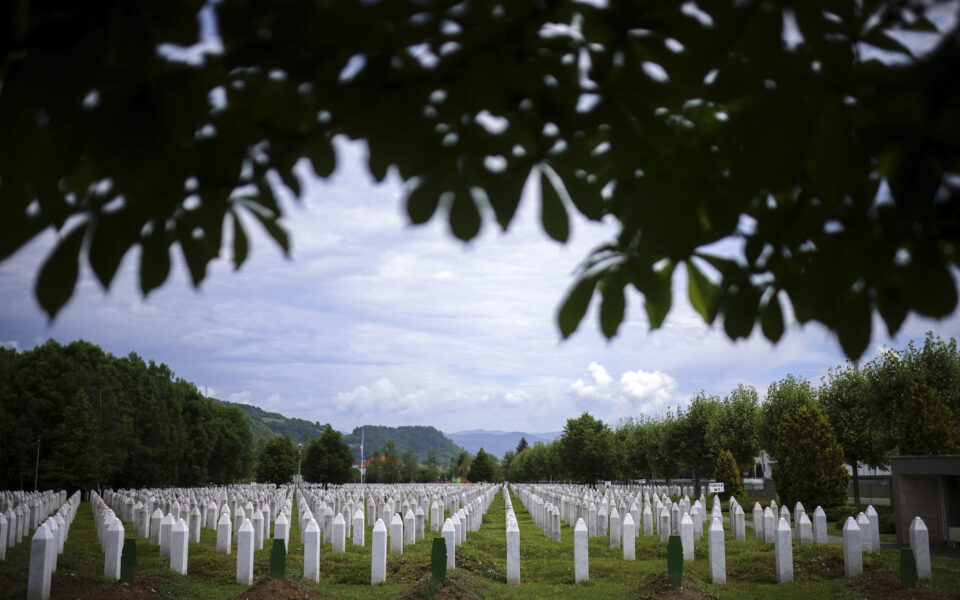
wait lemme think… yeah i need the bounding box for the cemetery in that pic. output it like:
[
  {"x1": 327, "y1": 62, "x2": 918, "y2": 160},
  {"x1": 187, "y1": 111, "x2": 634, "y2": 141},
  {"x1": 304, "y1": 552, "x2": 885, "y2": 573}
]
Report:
[{"x1": 1, "y1": 481, "x2": 958, "y2": 599}]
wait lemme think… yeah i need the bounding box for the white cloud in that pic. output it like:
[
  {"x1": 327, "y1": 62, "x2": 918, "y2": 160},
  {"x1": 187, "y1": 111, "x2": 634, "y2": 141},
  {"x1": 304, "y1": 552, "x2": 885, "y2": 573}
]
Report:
[
  {"x1": 567, "y1": 362, "x2": 685, "y2": 422},
  {"x1": 1, "y1": 340, "x2": 18, "y2": 350},
  {"x1": 227, "y1": 390, "x2": 254, "y2": 405}
]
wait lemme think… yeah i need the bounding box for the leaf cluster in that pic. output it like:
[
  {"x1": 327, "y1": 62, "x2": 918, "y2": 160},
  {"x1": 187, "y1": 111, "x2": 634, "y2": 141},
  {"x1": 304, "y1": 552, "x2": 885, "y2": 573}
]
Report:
[{"x1": 3, "y1": 2, "x2": 958, "y2": 358}]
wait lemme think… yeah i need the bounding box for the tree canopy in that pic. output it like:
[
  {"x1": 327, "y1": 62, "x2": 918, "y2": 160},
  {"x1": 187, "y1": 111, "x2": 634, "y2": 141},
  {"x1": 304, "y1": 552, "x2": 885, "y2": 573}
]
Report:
[
  {"x1": 3, "y1": 1, "x2": 957, "y2": 358},
  {"x1": 255, "y1": 434, "x2": 298, "y2": 485},
  {"x1": 302, "y1": 425, "x2": 355, "y2": 485},
  {"x1": 0, "y1": 339, "x2": 253, "y2": 490}
]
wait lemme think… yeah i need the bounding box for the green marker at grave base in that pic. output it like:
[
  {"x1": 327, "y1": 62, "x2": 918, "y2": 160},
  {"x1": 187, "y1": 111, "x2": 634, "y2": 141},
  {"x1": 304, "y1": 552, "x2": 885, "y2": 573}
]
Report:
[
  {"x1": 431, "y1": 537, "x2": 447, "y2": 582},
  {"x1": 900, "y1": 548, "x2": 917, "y2": 588},
  {"x1": 120, "y1": 538, "x2": 137, "y2": 585},
  {"x1": 270, "y1": 539, "x2": 286, "y2": 579},
  {"x1": 667, "y1": 534, "x2": 683, "y2": 587}
]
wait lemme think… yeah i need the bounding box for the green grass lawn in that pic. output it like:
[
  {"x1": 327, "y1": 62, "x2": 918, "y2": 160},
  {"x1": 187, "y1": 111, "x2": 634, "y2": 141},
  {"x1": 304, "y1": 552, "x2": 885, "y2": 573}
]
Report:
[{"x1": 0, "y1": 488, "x2": 956, "y2": 599}]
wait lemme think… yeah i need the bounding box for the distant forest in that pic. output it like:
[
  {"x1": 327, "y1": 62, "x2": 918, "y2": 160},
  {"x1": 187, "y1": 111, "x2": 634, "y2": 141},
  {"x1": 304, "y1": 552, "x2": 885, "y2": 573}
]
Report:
[
  {"x1": 0, "y1": 340, "x2": 253, "y2": 491},
  {"x1": 0, "y1": 340, "x2": 468, "y2": 492},
  {"x1": 342, "y1": 425, "x2": 463, "y2": 465}
]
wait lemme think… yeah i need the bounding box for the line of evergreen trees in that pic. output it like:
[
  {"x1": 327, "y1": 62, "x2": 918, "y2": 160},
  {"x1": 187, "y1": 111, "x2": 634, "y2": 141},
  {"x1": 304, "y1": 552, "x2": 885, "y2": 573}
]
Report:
[{"x1": 0, "y1": 340, "x2": 253, "y2": 491}]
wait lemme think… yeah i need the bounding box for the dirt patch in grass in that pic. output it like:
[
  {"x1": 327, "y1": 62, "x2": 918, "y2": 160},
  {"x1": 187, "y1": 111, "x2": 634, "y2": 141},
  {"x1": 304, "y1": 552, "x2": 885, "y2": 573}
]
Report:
[
  {"x1": 69, "y1": 581, "x2": 160, "y2": 600},
  {"x1": 393, "y1": 570, "x2": 490, "y2": 600},
  {"x1": 855, "y1": 570, "x2": 950, "y2": 600},
  {"x1": 231, "y1": 577, "x2": 313, "y2": 600},
  {"x1": 623, "y1": 574, "x2": 716, "y2": 600}
]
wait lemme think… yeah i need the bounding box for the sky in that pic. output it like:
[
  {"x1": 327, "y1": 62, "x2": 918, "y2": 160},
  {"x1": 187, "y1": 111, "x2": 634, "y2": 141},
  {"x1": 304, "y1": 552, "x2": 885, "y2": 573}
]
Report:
[{"x1": 3, "y1": 137, "x2": 959, "y2": 436}]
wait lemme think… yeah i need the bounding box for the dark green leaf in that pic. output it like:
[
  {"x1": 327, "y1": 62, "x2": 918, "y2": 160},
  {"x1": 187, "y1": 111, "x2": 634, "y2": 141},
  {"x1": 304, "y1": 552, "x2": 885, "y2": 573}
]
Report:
[
  {"x1": 760, "y1": 293, "x2": 784, "y2": 343},
  {"x1": 686, "y1": 260, "x2": 720, "y2": 323},
  {"x1": 449, "y1": 189, "x2": 481, "y2": 241},
  {"x1": 36, "y1": 225, "x2": 86, "y2": 319},
  {"x1": 88, "y1": 214, "x2": 137, "y2": 289},
  {"x1": 139, "y1": 235, "x2": 171, "y2": 296},
  {"x1": 540, "y1": 169, "x2": 570, "y2": 243},
  {"x1": 636, "y1": 261, "x2": 675, "y2": 329},
  {"x1": 558, "y1": 274, "x2": 600, "y2": 338},
  {"x1": 407, "y1": 176, "x2": 443, "y2": 225},
  {"x1": 723, "y1": 283, "x2": 759, "y2": 340},
  {"x1": 599, "y1": 271, "x2": 626, "y2": 338},
  {"x1": 232, "y1": 212, "x2": 249, "y2": 270}
]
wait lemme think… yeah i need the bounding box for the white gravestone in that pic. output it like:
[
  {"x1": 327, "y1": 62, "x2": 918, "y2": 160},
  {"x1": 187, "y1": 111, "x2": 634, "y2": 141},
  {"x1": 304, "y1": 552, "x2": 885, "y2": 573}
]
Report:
[
  {"x1": 507, "y1": 517, "x2": 521, "y2": 583},
  {"x1": 303, "y1": 518, "x2": 320, "y2": 583},
  {"x1": 216, "y1": 512, "x2": 231, "y2": 554},
  {"x1": 622, "y1": 513, "x2": 636, "y2": 560},
  {"x1": 812, "y1": 506, "x2": 828, "y2": 543},
  {"x1": 332, "y1": 513, "x2": 346, "y2": 553},
  {"x1": 236, "y1": 518, "x2": 254, "y2": 585},
  {"x1": 843, "y1": 516, "x2": 862, "y2": 577},
  {"x1": 442, "y1": 518, "x2": 456, "y2": 569},
  {"x1": 909, "y1": 516, "x2": 931, "y2": 581},
  {"x1": 774, "y1": 517, "x2": 793, "y2": 583},
  {"x1": 709, "y1": 517, "x2": 726, "y2": 584},
  {"x1": 574, "y1": 518, "x2": 589, "y2": 583},
  {"x1": 371, "y1": 519, "x2": 387, "y2": 585},
  {"x1": 170, "y1": 518, "x2": 189, "y2": 575}
]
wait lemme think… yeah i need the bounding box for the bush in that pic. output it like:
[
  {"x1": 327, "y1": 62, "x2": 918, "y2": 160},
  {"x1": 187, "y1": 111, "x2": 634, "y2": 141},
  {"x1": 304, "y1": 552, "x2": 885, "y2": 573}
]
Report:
[
  {"x1": 714, "y1": 449, "x2": 744, "y2": 501},
  {"x1": 772, "y1": 404, "x2": 848, "y2": 508}
]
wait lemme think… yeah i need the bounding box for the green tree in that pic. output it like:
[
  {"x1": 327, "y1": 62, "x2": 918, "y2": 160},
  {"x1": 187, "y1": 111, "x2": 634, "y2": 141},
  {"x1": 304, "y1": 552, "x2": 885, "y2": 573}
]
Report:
[
  {"x1": 820, "y1": 361, "x2": 896, "y2": 504},
  {"x1": 380, "y1": 439, "x2": 402, "y2": 484},
  {"x1": 516, "y1": 437, "x2": 529, "y2": 454},
  {"x1": 712, "y1": 384, "x2": 761, "y2": 474},
  {"x1": 773, "y1": 405, "x2": 848, "y2": 509},
  {"x1": 400, "y1": 448, "x2": 419, "y2": 483},
  {"x1": 45, "y1": 390, "x2": 105, "y2": 492},
  {"x1": 468, "y1": 448, "x2": 498, "y2": 482},
  {"x1": 302, "y1": 425, "x2": 354, "y2": 485},
  {"x1": 5, "y1": 3, "x2": 957, "y2": 361},
  {"x1": 898, "y1": 374, "x2": 960, "y2": 455},
  {"x1": 760, "y1": 374, "x2": 817, "y2": 458},
  {"x1": 255, "y1": 435, "x2": 298, "y2": 485},
  {"x1": 713, "y1": 449, "x2": 744, "y2": 502},
  {"x1": 676, "y1": 394, "x2": 723, "y2": 497},
  {"x1": 559, "y1": 413, "x2": 614, "y2": 484}
]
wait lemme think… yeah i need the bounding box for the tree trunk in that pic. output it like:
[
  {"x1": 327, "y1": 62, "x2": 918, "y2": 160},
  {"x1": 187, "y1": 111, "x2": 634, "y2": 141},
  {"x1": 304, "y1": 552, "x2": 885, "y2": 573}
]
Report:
[{"x1": 850, "y1": 458, "x2": 860, "y2": 505}]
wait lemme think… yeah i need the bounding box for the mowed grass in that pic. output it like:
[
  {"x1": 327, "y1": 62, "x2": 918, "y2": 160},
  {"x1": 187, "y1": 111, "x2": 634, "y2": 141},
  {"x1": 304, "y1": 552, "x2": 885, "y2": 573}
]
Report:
[{"x1": 0, "y1": 488, "x2": 957, "y2": 599}]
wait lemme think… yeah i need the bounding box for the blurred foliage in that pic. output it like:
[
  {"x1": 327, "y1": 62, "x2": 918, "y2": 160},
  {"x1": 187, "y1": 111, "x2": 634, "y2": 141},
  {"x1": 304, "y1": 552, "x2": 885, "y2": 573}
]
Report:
[{"x1": 2, "y1": 1, "x2": 958, "y2": 356}]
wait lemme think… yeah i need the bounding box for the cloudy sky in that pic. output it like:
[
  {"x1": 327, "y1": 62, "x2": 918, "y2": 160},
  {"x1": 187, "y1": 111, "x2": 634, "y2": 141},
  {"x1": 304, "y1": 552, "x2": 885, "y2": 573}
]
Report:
[{"x1": 2, "y1": 137, "x2": 959, "y2": 436}]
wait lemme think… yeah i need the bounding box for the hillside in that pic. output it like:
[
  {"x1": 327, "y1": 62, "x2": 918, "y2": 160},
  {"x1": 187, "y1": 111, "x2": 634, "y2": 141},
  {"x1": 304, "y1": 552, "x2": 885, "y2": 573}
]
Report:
[
  {"x1": 223, "y1": 401, "x2": 331, "y2": 447},
  {"x1": 343, "y1": 425, "x2": 463, "y2": 466},
  {"x1": 446, "y1": 430, "x2": 562, "y2": 457},
  {"x1": 222, "y1": 402, "x2": 464, "y2": 466}
]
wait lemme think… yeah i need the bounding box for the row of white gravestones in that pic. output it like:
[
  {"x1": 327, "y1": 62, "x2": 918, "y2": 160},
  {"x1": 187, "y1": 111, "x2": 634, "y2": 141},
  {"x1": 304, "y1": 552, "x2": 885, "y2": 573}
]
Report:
[
  {"x1": 26, "y1": 491, "x2": 80, "y2": 600},
  {"x1": 2, "y1": 490, "x2": 68, "y2": 559},
  {"x1": 294, "y1": 482, "x2": 488, "y2": 542},
  {"x1": 512, "y1": 483, "x2": 939, "y2": 588},
  {"x1": 371, "y1": 484, "x2": 501, "y2": 585}
]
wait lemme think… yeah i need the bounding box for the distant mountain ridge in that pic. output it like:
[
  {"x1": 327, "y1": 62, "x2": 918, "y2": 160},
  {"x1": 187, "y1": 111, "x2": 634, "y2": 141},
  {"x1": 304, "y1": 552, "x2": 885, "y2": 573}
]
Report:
[
  {"x1": 221, "y1": 401, "x2": 464, "y2": 466},
  {"x1": 446, "y1": 429, "x2": 562, "y2": 457}
]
